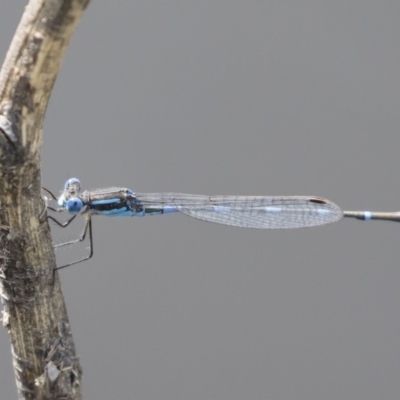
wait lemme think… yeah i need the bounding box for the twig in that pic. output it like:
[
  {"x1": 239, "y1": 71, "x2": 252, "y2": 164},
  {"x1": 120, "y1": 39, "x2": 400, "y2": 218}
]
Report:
[{"x1": 0, "y1": 1, "x2": 89, "y2": 398}]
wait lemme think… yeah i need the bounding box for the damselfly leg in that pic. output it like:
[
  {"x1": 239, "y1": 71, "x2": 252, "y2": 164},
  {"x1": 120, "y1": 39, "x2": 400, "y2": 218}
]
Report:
[
  {"x1": 53, "y1": 215, "x2": 93, "y2": 271},
  {"x1": 41, "y1": 186, "x2": 94, "y2": 277}
]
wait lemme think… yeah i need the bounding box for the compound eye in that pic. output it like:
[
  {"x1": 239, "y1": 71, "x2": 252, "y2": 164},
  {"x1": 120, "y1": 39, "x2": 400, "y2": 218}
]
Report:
[
  {"x1": 64, "y1": 178, "x2": 81, "y2": 191},
  {"x1": 66, "y1": 197, "x2": 83, "y2": 214}
]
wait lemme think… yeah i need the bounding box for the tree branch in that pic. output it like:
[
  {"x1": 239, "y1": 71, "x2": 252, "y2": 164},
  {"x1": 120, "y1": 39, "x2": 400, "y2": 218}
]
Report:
[{"x1": 0, "y1": 1, "x2": 89, "y2": 398}]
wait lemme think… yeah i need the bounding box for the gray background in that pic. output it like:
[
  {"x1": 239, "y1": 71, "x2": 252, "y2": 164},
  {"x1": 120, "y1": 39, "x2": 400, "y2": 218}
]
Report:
[{"x1": 1, "y1": 1, "x2": 400, "y2": 399}]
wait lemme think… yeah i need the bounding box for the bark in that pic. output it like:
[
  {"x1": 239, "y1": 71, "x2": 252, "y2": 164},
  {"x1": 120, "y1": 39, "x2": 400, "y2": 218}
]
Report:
[{"x1": 0, "y1": 1, "x2": 89, "y2": 399}]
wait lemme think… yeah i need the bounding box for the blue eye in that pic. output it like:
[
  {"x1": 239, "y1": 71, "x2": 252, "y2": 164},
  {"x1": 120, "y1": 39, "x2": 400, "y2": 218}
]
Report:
[
  {"x1": 64, "y1": 178, "x2": 81, "y2": 191},
  {"x1": 66, "y1": 197, "x2": 83, "y2": 214}
]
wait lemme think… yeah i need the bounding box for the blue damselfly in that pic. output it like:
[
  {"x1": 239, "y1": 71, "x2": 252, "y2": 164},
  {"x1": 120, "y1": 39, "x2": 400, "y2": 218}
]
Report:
[{"x1": 44, "y1": 178, "x2": 344, "y2": 271}]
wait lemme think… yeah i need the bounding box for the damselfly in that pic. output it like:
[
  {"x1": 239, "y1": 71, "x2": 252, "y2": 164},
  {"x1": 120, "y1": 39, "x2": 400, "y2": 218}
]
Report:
[{"x1": 44, "y1": 178, "x2": 344, "y2": 271}]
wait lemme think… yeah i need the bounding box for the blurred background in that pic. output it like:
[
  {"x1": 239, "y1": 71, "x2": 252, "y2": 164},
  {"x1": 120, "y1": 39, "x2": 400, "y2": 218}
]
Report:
[{"x1": 1, "y1": 2, "x2": 400, "y2": 399}]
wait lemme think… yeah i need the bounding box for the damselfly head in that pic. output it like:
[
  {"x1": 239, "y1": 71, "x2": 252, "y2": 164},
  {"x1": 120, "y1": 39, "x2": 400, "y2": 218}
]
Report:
[{"x1": 58, "y1": 178, "x2": 82, "y2": 207}]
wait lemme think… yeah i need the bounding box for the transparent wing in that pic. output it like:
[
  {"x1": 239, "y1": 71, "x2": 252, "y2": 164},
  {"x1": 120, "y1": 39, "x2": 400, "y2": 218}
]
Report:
[{"x1": 135, "y1": 193, "x2": 343, "y2": 229}]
